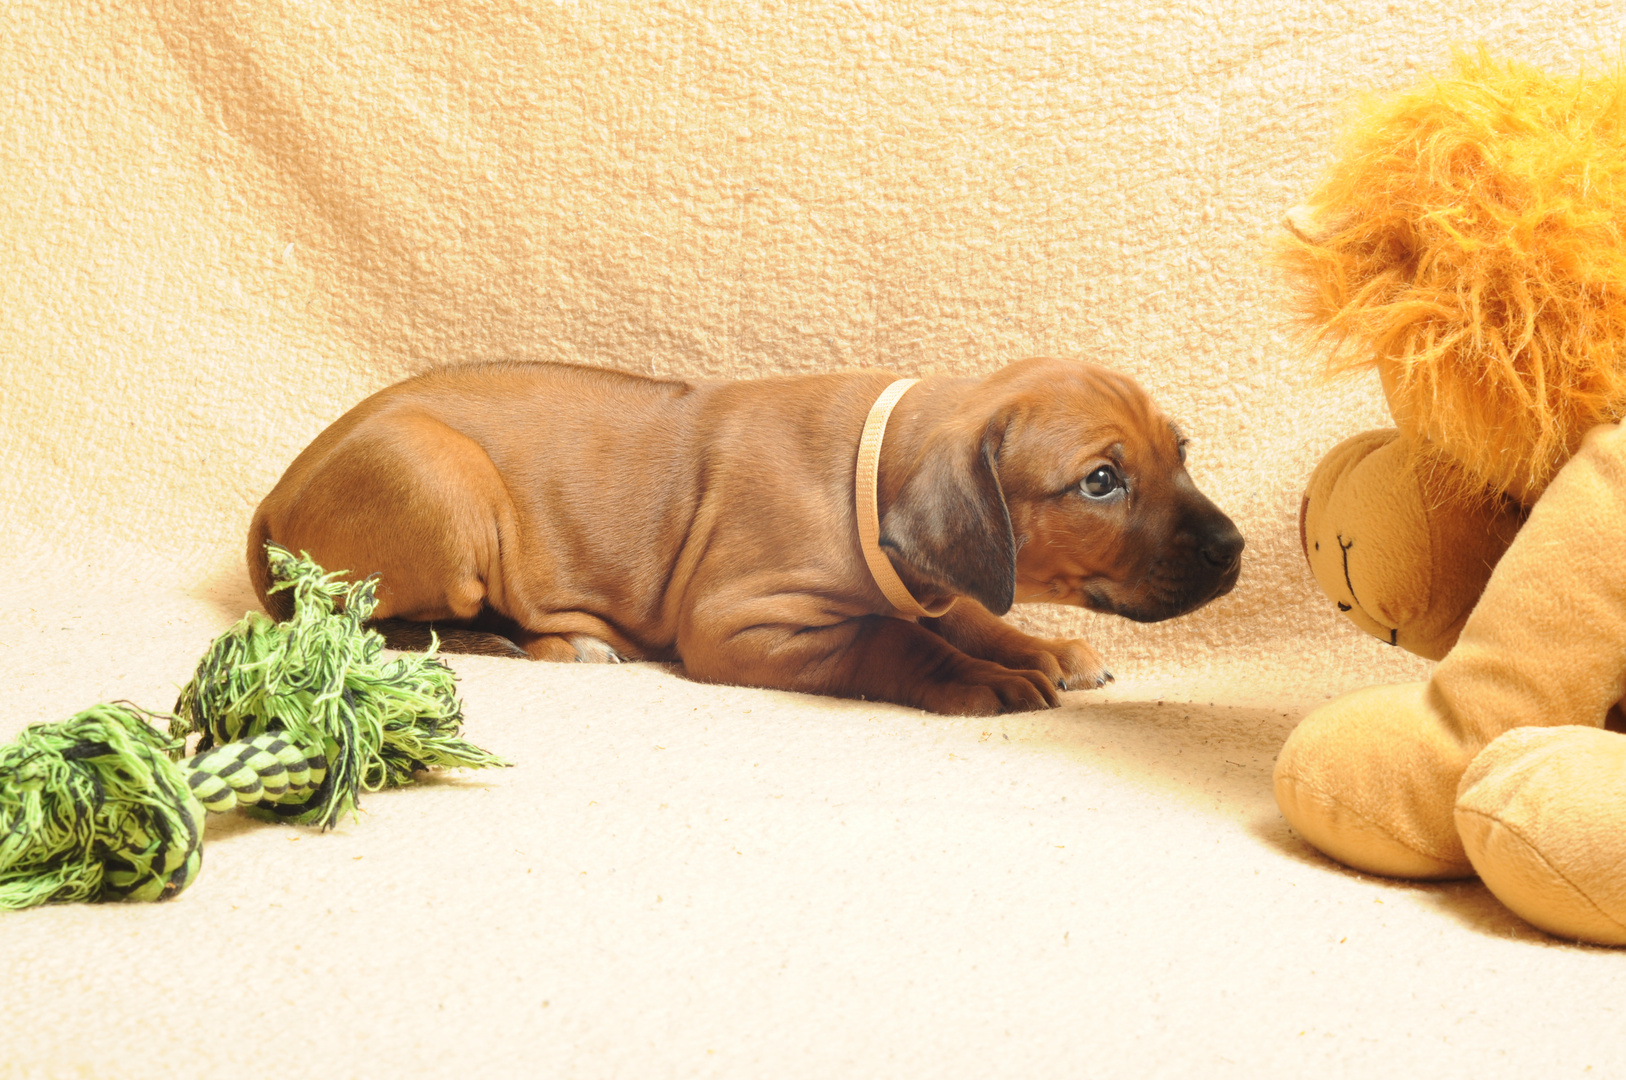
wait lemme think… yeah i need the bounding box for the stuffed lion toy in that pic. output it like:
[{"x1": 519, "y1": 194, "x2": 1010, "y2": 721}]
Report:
[{"x1": 1274, "y1": 49, "x2": 1626, "y2": 946}]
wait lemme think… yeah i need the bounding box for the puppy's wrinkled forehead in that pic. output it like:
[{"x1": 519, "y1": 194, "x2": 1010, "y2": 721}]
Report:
[{"x1": 1011, "y1": 366, "x2": 1181, "y2": 487}]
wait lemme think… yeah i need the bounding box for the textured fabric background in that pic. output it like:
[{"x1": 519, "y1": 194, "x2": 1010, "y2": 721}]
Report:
[
  {"x1": 5, "y1": 2, "x2": 1626, "y2": 1077},
  {"x1": 2, "y1": 0, "x2": 1495, "y2": 684}
]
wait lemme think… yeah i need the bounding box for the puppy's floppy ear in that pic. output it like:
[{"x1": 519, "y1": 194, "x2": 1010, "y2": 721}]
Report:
[{"x1": 880, "y1": 422, "x2": 1017, "y2": 615}]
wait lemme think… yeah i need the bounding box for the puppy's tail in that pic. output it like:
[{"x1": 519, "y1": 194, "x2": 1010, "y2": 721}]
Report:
[{"x1": 245, "y1": 512, "x2": 293, "y2": 622}]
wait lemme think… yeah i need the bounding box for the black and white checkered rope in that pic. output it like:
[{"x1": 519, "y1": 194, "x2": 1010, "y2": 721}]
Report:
[{"x1": 180, "y1": 732, "x2": 328, "y2": 815}]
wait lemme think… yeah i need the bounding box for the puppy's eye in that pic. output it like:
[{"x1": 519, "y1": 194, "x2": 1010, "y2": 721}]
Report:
[
  {"x1": 1081, "y1": 466, "x2": 1122, "y2": 499},
  {"x1": 1177, "y1": 440, "x2": 1188, "y2": 465}
]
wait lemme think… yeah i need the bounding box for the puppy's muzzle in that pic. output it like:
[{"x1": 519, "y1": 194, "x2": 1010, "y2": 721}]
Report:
[{"x1": 1092, "y1": 506, "x2": 1245, "y2": 623}]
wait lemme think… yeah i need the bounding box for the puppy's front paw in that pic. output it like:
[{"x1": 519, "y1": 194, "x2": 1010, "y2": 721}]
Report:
[
  {"x1": 919, "y1": 660, "x2": 1060, "y2": 716},
  {"x1": 1008, "y1": 637, "x2": 1112, "y2": 691},
  {"x1": 1051, "y1": 638, "x2": 1113, "y2": 691}
]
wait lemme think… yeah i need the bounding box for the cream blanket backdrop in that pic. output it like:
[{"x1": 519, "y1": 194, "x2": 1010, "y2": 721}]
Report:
[{"x1": 4, "y1": 1, "x2": 1625, "y2": 1077}]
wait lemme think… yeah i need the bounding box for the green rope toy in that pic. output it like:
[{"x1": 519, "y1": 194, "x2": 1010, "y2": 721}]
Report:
[{"x1": 0, "y1": 545, "x2": 509, "y2": 909}]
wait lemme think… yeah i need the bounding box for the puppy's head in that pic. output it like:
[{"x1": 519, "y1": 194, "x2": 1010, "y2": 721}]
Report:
[{"x1": 882, "y1": 358, "x2": 1243, "y2": 620}]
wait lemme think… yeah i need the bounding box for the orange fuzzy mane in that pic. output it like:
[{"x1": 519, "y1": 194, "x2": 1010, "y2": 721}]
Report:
[{"x1": 1279, "y1": 50, "x2": 1626, "y2": 503}]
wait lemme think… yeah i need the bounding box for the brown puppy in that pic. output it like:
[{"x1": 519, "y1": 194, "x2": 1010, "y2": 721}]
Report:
[{"x1": 249, "y1": 357, "x2": 1242, "y2": 715}]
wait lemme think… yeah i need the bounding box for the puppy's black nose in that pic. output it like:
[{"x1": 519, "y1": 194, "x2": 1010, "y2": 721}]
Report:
[{"x1": 1201, "y1": 523, "x2": 1245, "y2": 570}]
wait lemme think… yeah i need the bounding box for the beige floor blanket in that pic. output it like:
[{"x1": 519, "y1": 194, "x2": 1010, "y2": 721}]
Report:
[{"x1": 4, "y1": 1, "x2": 1625, "y2": 1076}]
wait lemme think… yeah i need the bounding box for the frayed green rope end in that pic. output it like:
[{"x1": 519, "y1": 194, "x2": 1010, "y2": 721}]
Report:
[
  {"x1": 0, "y1": 703, "x2": 203, "y2": 909},
  {"x1": 0, "y1": 546, "x2": 509, "y2": 908},
  {"x1": 171, "y1": 544, "x2": 510, "y2": 829}
]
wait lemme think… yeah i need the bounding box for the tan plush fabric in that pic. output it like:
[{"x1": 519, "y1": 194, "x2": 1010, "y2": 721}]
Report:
[
  {"x1": 1299, "y1": 429, "x2": 1523, "y2": 661},
  {"x1": 7, "y1": 2, "x2": 1626, "y2": 1075},
  {"x1": 1458, "y1": 726, "x2": 1626, "y2": 946},
  {"x1": 1277, "y1": 422, "x2": 1626, "y2": 884},
  {"x1": 1275, "y1": 681, "x2": 1477, "y2": 879}
]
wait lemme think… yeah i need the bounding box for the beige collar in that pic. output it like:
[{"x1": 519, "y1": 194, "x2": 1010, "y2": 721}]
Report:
[{"x1": 855, "y1": 379, "x2": 956, "y2": 619}]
